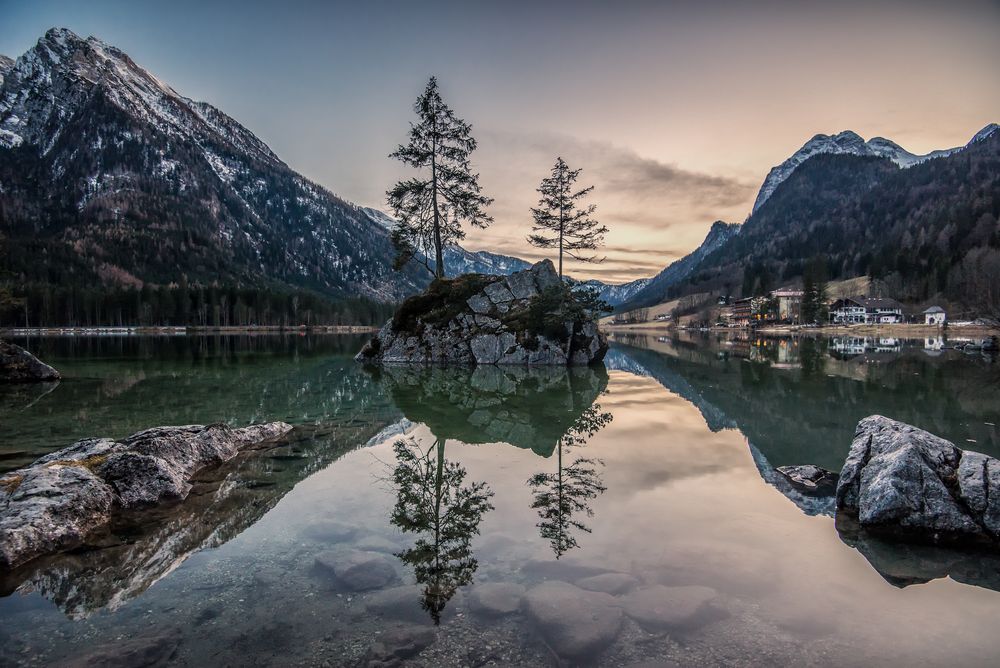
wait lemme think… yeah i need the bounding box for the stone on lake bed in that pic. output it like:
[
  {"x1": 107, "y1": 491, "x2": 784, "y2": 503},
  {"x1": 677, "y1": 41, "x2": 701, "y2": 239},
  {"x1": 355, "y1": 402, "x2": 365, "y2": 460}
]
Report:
[
  {"x1": 300, "y1": 519, "x2": 359, "y2": 543},
  {"x1": 364, "y1": 624, "x2": 436, "y2": 664},
  {"x1": 362, "y1": 584, "x2": 459, "y2": 625},
  {"x1": 467, "y1": 582, "x2": 526, "y2": 616},
  {"x1": 315, "y1": 550, "x2": 397, "y2": 591},
  {"x1": 522, "y1": 580, "x2": 623, "y2": 659},
  {"x1": 619, "y1": 584, "x2": 720, "y2": 633},
  {"x1": 575, "y1": 572, "x2": 640, "y2": 595}
]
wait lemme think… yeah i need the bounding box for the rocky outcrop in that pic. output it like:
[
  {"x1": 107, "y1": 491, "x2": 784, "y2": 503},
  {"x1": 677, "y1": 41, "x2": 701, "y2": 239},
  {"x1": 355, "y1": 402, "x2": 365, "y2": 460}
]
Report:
[
  {"x1": 0, "y1": 422, "x2": 291, "y2": 570},
  {"x1": 356, "y1": 260, "x2": 608, "y2": 366},
  {"x1": 836, "y1": 415, "x2": 1000, "y2": 546},
  {"x1": 0, "y1": 340, "x2": 60, "y2": 383}
]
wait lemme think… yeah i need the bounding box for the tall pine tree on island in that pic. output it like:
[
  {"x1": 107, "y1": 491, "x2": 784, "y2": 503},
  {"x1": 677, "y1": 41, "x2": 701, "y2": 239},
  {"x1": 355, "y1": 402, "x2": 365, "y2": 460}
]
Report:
[
  {"x1": 527, "y1": 158, "x2": 608, "y2": 279},
  {"x1": 387, "y1": 77, "x2": 493, "y2": 278}
]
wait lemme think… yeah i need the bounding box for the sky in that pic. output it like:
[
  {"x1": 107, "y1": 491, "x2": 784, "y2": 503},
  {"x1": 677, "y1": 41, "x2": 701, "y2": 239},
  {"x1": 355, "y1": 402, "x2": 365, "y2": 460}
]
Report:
[{"x1": 2, "y1": 0, "x2": 999, "y2": 283}]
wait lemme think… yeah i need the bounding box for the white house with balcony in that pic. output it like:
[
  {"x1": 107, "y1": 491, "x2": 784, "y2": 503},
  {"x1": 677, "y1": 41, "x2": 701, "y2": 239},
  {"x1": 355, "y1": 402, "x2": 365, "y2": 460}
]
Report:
[{"x1": 829, "y1": 296, "x2": 904, "y2": 324}]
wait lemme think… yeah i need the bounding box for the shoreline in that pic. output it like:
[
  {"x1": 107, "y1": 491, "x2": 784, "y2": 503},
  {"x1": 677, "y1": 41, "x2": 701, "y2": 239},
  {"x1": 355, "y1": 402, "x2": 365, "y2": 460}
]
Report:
[
  {"x1": 0, "y1": 325, "x2": 379, "y2": 337},
  {"x1": 602, "y1": 322, "x2": 1000, "y2": 336}
]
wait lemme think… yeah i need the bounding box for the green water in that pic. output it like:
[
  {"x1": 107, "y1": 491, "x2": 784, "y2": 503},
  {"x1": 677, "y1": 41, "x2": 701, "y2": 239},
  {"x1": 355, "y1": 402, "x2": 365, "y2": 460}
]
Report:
[{"x1": 1, "y1": 333, "x2": 999, "y2": 666}]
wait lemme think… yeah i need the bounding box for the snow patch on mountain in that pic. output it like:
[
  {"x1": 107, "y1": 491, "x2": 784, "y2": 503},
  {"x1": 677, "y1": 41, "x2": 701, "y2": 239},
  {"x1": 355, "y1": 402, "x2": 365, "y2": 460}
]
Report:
[{"x1": 752, "y1": 125, "x2": 997, "y2": 213}]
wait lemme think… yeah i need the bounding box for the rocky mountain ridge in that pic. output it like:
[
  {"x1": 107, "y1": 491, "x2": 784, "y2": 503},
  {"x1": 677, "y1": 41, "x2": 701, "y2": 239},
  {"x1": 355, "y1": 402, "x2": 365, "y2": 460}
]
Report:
[
  {"x1": 752, "y1": 124, "x2": 999, "y2": 213},
  {"x1": 0, "y1": 28, "x2": 424, "y2": 302}
]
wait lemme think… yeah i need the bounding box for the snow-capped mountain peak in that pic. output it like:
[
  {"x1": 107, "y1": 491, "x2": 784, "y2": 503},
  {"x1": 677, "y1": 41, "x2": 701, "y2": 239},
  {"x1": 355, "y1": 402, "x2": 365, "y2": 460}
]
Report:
[
  {"x1": 0, "y1": 27, "x2": 425, "y2": 301},
  {"x1": 750, "y1": 125, "x2": 995, "y2": 214},
  {"x1": 970, "y1": 123, "x2": 999, "y2": 144}
]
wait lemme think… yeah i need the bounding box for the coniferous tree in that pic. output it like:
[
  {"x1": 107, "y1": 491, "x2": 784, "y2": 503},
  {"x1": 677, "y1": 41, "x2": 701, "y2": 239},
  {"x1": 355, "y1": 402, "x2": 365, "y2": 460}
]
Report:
[
  {"x1": 527, "y1": 158, "x2": 608, "y2": 279},
  {"x1": 387, "y1": 77, "x2": 493, "y2": 278}
]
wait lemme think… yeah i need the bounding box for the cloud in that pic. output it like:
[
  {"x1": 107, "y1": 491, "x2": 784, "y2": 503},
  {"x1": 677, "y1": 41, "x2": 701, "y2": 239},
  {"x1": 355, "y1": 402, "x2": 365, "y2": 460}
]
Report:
[{"x1": 459, "y1": 129, "x2": 756, "y2": 282}]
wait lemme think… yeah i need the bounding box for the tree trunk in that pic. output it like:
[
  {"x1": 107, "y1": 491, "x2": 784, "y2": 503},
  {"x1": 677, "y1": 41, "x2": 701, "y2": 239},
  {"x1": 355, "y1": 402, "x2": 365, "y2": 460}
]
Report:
[{"x1": 431, "y1": 117, "x2": 444, "y2": 279}]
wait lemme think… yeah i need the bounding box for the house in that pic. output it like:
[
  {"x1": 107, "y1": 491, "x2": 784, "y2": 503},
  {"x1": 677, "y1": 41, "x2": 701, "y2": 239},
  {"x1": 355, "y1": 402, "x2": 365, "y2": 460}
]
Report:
[
  {"x1": 923, "y1": 306, "x2": 946, "y2": 325},
  {"x1": 770, "y1": 288, "x2": 804, "y2": 322},
  {"x1": 829, "y1": 296, "x2": 903, "y2": 324},
  {"x1": 733, "y1": 296, "x2": 774, "y2": 327}
]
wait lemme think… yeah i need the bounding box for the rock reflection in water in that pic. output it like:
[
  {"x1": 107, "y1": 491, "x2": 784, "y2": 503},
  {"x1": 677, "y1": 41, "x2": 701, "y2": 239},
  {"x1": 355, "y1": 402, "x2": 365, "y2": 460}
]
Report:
[
  {"x1": 0, "y1": 422, "x2": 395, "y2": 619},
  {"x1": 371, "y1": 364, "x2": 609, "y2": 457},
  {"x1": 836, "y1": 514, "x2": 1000, "y2": 593},
  {"x1": 389, "y1": 437, "x2": 494, "y2": 624}
]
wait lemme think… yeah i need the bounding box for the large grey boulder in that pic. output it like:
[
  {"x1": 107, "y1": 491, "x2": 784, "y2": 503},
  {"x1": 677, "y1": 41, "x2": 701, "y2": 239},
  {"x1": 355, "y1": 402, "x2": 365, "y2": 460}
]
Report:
[
  {"x1": 522, "y1": 580, "x2": 623, "y2": 659},
  {"x1": 836, "y1": 415, "x2": 1000, "y2": 546},
  {"x1": 356, "y1": 259, "x2": 607, "y2": 367},
  {"x1": 0, "y1": 422, "x2": 291, "y2": 569},
  {"x1": 0, "y1": 340, "x2": 60, "y2": 383}
]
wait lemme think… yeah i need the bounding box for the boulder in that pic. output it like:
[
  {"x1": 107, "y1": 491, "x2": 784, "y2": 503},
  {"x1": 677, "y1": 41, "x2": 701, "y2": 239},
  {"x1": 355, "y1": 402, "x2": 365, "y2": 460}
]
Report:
[
  {"x1": 363, "y1": 624, "x2": 436, "y2": 665},
  {"x1": 776, "y1": 465, "x2": 838, "y2": 496},
  {"x1": 522, "y1": 581, "x2": 622, "y2": 659},
  {"x1": 356, "y1": 260, "x2": 607, "y2": 367},
  {"x1": 836, "y1": 415, "x2": 1000, "y2": 546},
  {"x1": 315, "y1": 550, "x2": 398, "y2": 591},
  {"x1": 0, "y1": 422, "x2": 292, "y2": 569},
  {"x1": 0, "y1": 340, "x2": 60, "y2": 383},
  {"x1": 619, "y1": 584, "x2": 720, "y2": 633},
  {"x1": 467, "y1": 582, "x2": 525, "y2": 616},
  {"x1": 575, "y1": 572, "x2": 640, "y2": 595}
]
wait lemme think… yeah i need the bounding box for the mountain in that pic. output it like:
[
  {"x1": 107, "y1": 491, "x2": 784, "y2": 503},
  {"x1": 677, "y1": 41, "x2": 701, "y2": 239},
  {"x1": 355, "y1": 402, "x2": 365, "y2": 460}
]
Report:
[
  {"x1": 0, "y1": 28, "x2": 425, "y2": 316},
  {"x1": 614, "y1": 220, "x2": 742, "y2": 312},
  {"x1": 360, "y1": 207, "x2": 533, "y2": 278},
  {"x1": 0, "y1": 55, "x2": 13, "y2": 86},
  {"x1": 676, "y1": 125, "x2": 1000, "y2": 313},
  {"x1": 362, "y1": 206, "x2": 649, "y2": 305},
  {"x1": 749, "y1": 128, "x2": 996, "y2": 214}
]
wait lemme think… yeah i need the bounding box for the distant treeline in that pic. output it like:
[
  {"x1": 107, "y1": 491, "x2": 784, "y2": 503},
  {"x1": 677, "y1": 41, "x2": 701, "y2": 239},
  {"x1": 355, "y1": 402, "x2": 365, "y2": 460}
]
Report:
[{"x1": 1, "y1": 282, "x2": 395, "y2": 328}]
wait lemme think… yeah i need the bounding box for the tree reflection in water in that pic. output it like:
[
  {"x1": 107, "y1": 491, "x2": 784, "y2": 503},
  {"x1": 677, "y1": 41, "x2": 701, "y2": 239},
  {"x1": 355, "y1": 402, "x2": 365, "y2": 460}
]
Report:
[
  {"x1": 527, "y1": 402, "x2": 612, "y2": 558},
  {"x1": 389, "y1": 437, "x2": 494, "y2": 624}
]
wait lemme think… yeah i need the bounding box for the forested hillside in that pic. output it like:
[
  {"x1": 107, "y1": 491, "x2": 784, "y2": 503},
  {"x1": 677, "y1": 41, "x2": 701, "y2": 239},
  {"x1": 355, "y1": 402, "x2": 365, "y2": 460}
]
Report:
[{"x1": 675, "y1": 130, "x2": 1000, "y2": 315}]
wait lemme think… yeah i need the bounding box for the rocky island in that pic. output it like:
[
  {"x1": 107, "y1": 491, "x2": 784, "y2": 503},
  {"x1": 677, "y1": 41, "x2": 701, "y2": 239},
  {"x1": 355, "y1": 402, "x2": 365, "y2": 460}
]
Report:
[{"x1": 356, "y1": 260, "x2": 608, "y2": 366}]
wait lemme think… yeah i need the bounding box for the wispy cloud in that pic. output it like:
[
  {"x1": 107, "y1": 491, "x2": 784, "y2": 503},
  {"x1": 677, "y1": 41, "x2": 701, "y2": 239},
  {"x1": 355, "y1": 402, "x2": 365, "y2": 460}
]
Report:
[{"x1": 462, "y1": 129, "x2": 755, "y2": 282}]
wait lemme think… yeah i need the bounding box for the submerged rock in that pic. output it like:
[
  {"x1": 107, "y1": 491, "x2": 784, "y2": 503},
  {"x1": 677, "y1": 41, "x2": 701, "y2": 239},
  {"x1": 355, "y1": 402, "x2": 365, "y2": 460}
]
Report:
[
  {"x1": 522, "y1": 580, "x2": 622, "y2": 659},
  {"x1": 575, "y1": 572, "x2": 640, "y2": 595},
  {"x1": 467, "y1": 582, "x2": 525, "y2": 616},
  {"x1": 776, "y1": 465, "x2": 838, "y2": 496},
  {"x1": 619, "y1": 584, "x2": 721, "y2": 633},
  {"x1": 0, "y1": 422, "x2": 291, "y2": 570},
  {"x1": 0, "y1": 340, "x2": 60, "y2": 383},
  {"x1": 836, "y1": 415, "x2": 1000, "y2": 546},
  {"x1": 315, "y1": 550, "x2": 398, "y2": 591},
  {"x1": 356, "y1": 260, "x2": 608, "y2": 366}
]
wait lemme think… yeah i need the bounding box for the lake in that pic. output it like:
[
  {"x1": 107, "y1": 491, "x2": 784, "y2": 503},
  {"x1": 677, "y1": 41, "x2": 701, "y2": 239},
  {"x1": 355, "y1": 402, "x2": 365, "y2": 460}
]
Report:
[{"x1": 1, "y1": 332, "x2": 999, "y2": 666}]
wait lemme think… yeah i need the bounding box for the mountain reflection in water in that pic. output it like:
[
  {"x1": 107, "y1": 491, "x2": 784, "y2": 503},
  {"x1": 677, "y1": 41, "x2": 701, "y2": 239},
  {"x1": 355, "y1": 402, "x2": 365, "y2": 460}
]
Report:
[
  {"x1": 609, "y1": 330, "x2": 1000, "y2": 593},
  {"x1": 3, "y1": 334, "x2": 1000, "y2": 666}
]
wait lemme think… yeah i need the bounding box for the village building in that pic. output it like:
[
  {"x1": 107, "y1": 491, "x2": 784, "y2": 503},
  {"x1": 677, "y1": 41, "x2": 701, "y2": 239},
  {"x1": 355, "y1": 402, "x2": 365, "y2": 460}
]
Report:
[
  {"x1": 923, "y1": 305, "x2": 946, "y2": 325},
  {"x1": 770, "y1": 288, "x2": 804, "y2": 322},
  {"x1": 829, "y1": 296, "x2": 904, "y2": 324}
]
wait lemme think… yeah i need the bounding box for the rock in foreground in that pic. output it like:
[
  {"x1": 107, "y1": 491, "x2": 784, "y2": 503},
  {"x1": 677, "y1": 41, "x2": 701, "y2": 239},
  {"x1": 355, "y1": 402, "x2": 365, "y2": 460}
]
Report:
[
  {"x1": 356, "y1": 260, "x2": 608, "y2": 366},
  {"x1": 0, "y1": 422, "x2": 292, "y2": 570},
  {"x1": 0, "y1": 340, "x2": 60, "y2": 383},
  {"x1": 522, "y1": 580, "x2": 622, "y2": 659},
  {"x1": 836, "y1": 415, "x2": 1000, "y2": 546}
]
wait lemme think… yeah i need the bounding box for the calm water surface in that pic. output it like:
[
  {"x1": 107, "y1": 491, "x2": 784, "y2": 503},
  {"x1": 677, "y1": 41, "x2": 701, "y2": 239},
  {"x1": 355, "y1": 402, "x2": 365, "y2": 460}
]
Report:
[{"x1": 1, "y1": 332, "x2": 999, "y2": 666}]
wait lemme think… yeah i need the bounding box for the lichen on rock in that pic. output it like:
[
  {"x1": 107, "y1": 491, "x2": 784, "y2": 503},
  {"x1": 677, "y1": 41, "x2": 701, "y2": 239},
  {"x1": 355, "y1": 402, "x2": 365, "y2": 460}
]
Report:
[{"x1": 357, "y1": 259, "x2": 608, "y2": 366}]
